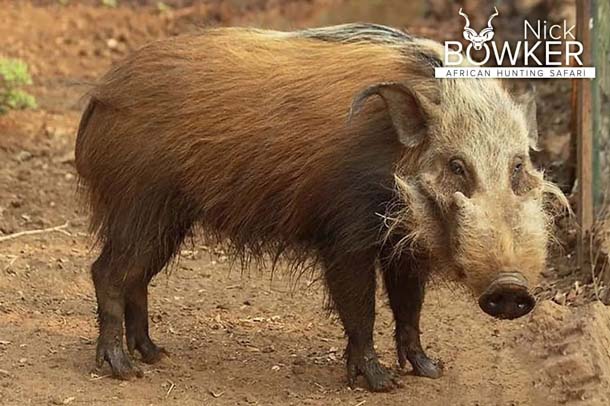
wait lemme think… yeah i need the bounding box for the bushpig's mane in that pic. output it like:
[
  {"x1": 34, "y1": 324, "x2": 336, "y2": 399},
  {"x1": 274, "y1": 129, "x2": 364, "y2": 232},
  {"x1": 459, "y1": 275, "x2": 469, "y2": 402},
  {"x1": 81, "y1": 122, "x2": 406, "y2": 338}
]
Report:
[
  {"x1": 294, "y1": 23, "x2": 413, "y2": 44},
  {"x1": 296, "y1": 23, "x2": 444, "y2": 71}
]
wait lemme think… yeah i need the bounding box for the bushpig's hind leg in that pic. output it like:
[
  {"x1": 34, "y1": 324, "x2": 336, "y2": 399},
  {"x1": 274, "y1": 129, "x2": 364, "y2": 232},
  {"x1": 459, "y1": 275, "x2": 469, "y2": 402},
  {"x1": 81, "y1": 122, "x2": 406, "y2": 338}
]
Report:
[
  {"x1": 323, "y1": 250, "x2": 400, "y2": 392},
  {"x1": 381, "y1": 254, "x2": 443, "y2": 378},
  {"x1": 92, "y1": 243, "x2": 143, "y2": 380},
  {"x1": 124, "y1": 219, "x2": 192, "y2": 364}
]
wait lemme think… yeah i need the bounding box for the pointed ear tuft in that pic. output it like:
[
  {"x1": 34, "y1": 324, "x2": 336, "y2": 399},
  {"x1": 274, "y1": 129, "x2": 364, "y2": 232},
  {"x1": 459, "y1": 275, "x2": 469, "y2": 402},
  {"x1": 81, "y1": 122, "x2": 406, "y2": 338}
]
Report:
[{"x1": 350, "y1": 82, "x2": 432, "y2": 148}]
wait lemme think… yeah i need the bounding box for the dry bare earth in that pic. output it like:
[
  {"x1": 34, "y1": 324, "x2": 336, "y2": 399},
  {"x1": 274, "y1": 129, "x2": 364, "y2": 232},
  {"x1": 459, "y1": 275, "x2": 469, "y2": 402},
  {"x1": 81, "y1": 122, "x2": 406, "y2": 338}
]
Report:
[{"x1": 1, "y1": 1, "x2": 609, "y2": 405}]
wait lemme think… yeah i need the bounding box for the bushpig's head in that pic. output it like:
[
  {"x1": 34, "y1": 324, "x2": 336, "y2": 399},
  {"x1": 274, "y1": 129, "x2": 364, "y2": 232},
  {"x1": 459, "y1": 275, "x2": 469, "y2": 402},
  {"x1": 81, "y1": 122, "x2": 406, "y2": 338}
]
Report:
[{"x1": 352, "y1": 78, "x2": 567, "y2": 320}]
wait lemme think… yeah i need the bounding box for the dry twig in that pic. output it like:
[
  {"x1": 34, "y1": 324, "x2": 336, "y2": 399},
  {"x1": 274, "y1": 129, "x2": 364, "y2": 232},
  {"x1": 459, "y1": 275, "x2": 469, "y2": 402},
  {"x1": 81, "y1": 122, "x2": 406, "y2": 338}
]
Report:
[
  {"x1": 165, "y1": 380, "x2": 176, "y2": 398},
  {"x1": 0, "y1": 222, "x2": 70, "y2": 243}
]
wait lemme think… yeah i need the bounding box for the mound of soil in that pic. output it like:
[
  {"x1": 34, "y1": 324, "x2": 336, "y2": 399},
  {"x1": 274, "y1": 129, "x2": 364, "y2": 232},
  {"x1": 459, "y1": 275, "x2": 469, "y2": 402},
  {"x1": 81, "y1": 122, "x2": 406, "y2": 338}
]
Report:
[{"x1": 513, "y1": 301, "x2": 610, "y2": 404}]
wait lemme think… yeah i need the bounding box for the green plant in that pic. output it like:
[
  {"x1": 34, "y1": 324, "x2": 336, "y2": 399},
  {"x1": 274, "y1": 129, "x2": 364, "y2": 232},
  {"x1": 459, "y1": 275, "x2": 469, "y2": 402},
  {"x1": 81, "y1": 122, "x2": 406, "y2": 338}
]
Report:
[
  {"x1": 0, "y1": 58, "x2": 37, "y2": 114},
  {"x1": 157, "y1": 1, "x2": 171, "y2": 12},
  {"x1": 101, "y1": 0, "x2": 118, "y2": 7}
]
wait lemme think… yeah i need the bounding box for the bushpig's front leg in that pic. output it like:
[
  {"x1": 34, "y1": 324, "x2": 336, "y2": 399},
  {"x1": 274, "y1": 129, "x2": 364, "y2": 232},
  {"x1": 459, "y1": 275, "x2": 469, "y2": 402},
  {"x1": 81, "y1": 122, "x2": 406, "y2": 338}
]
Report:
[
  {"x1": 323, "y1": 250, "x2": 400, "y2": 392},
  {"x1": 381, "y1": 253, "x2": 443, "y2": 378}
]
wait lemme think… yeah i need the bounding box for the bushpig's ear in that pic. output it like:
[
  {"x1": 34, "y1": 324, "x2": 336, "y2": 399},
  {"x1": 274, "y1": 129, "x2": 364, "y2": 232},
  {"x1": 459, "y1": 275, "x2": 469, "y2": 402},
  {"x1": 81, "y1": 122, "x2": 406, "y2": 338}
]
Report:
[
  {"x1": 349, "y1": 82, "x2": 431, "y2": 148},
  {"x1": 511, "y1": 83, "x2": 539, "y2": 151}
]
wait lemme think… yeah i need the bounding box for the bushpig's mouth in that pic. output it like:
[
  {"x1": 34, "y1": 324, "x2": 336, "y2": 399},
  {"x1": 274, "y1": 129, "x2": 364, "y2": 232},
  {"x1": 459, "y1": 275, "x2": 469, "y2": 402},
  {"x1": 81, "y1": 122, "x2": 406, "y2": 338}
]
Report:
[{"x1": 478, "y1": 272, "x2": 535, "y2": 320}]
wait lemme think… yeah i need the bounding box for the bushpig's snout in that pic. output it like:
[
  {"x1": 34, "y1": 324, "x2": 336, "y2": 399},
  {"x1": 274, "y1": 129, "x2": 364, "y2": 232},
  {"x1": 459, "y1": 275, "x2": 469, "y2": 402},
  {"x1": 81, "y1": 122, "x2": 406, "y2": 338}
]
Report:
[{"x1": 478, "y1": 272, "x2": 535, "y2": 320}]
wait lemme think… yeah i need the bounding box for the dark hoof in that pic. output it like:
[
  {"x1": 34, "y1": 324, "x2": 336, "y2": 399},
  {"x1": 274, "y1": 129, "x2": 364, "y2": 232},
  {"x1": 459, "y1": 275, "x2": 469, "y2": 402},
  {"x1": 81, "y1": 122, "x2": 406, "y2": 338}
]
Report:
[
  {"x1": 140, "y1": 345, "x2": 169, "y2": 365},
  {"x1": 127, "y1": 334, "x2": 169, "y2": 365},
  {"x1": 406, "y1": 352, "x2": 443, "y2": 379},
  {"x1": 96, "y1": 342, "x2": 143, "y2": 380},
  {"x1": 348, "y1": 356, "x2": 401, "y2": 392}
]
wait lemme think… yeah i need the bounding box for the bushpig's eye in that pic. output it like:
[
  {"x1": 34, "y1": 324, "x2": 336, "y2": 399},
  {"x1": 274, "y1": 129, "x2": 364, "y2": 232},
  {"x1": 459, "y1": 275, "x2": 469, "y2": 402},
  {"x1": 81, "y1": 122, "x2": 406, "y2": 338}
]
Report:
[
  {"x1": 510, "y1": 157, "x2": 533, "y2": 195},
  {"x1": 449, "y1": 159, "x2": 466, "y2": 176},
  {"x1": 513, "y1": 158, "x2": 524, "y2": 176}
]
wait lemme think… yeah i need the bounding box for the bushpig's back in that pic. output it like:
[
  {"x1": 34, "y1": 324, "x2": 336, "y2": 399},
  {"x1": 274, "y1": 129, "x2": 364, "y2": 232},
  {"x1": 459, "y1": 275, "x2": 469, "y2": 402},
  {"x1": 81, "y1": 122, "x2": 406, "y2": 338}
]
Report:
[{"x1": 75, "y1": 27, "x2": 432, "y2": 262}]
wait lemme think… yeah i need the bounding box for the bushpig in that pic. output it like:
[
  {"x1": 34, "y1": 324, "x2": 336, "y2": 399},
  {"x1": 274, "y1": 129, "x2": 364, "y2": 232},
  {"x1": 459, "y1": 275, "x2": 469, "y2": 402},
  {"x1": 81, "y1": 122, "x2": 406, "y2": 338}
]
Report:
[{"x1": 75, "y1": 24, "x2": 567, "y2": 392}]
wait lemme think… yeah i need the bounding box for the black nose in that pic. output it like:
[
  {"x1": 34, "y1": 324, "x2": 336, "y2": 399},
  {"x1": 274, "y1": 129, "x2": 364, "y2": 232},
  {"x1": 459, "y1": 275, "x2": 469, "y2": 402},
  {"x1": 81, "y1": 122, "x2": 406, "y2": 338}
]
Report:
[{"x1": 478, "y1": 286, "x2": 535, "y2": 320}]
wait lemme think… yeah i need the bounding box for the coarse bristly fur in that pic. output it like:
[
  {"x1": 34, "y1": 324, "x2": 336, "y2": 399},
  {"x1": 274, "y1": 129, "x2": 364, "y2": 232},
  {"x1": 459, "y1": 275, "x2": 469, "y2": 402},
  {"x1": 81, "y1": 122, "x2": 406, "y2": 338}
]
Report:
[
  {"x1": 75, "y1": 23, "x2": 567, "y2": 294},
  {"x1": 75, "y1": 23, "x2": 571, "y2": 390},
  {"x1": 76, "y1": 25, "x2": 436, "y2": 276}
]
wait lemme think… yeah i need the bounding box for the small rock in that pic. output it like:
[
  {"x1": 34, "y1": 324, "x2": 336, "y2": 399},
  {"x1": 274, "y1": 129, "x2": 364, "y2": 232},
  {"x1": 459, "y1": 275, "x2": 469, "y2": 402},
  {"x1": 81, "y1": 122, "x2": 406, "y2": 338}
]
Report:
[
  {"x1": 15, "y1": 150, "x2": 33, "y2": 162},
  {"x1": 10, "y1": 199, "x2": 23, "y2": 208},
  {"x1": 244, "y1": 395, "x2": 257, "y2": 404},
  {"x1": 553, "y1": 291, "x2": 567, "y2": 306}
]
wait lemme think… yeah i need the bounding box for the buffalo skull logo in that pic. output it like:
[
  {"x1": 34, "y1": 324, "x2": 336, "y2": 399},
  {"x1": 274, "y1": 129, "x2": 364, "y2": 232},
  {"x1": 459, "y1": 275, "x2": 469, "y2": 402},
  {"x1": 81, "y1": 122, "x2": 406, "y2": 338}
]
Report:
[{"x1": 459, "y1": 7, "x2": 499, "y2": 50}]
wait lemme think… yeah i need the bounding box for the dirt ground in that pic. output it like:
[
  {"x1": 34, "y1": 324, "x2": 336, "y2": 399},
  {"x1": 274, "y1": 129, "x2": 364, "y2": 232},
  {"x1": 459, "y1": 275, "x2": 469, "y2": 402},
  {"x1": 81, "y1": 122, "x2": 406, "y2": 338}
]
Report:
[{"x1": 1, "y1": 1, "x2": 610, "y2": 405}]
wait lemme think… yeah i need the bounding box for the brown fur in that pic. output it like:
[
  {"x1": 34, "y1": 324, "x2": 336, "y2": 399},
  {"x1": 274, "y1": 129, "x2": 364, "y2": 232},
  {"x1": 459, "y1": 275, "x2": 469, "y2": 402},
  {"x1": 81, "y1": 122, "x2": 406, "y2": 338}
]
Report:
[
  {"x1": 75, "y1": 24, "x2": 567, "y2": 390},
  {"x1": 76, "y1": 28, "x2": 442, "y2": 274}
]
